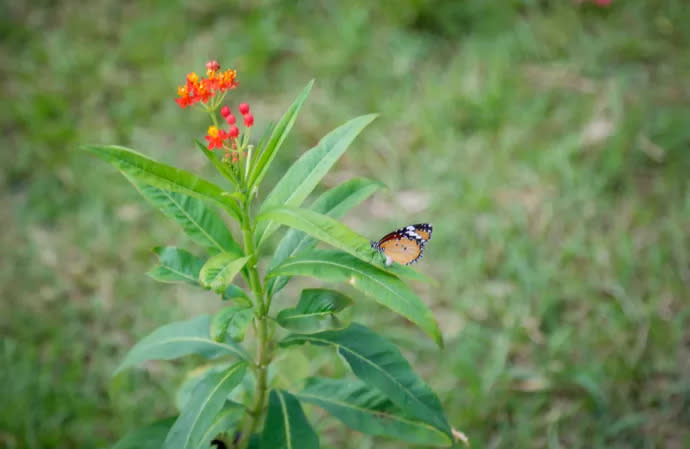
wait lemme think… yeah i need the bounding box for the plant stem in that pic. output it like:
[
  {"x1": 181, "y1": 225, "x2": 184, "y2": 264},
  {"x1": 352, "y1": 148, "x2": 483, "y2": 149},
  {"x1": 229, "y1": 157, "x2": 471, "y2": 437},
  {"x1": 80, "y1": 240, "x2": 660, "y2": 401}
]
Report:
[{"x1": 236, "y1": 200, "x2": 271, "y2": 449}]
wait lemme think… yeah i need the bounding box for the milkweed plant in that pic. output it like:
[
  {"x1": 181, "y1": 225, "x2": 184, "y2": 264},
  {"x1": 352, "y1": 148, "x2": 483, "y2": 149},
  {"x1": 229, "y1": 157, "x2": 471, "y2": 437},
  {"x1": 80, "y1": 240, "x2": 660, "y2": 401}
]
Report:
[{"x1": 85, "y1": 62, "x2": 466, "y2": 449}]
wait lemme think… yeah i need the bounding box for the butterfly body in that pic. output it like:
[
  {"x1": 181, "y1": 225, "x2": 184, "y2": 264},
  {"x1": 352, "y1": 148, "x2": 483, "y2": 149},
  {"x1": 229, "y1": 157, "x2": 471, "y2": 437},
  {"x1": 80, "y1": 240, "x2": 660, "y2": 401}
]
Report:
[{"x1": 371, "y1": 223, "x2": 433, "y2": 266}]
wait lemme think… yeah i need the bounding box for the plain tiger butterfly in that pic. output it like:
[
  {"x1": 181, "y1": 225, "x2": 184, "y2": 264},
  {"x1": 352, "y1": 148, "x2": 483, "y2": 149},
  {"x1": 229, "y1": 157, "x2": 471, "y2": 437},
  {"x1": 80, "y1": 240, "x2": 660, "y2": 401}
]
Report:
[{"x1": 370, "y1": 223, "x2": 432, "y2": 266}]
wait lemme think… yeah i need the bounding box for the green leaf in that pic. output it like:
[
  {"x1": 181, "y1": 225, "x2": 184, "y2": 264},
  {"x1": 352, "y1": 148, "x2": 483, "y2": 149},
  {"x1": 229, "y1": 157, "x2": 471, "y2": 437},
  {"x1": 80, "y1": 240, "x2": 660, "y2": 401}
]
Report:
[
  {"x1": 260, "y1": 390, "x2": 319, "y2": 449},
  {"x1": 281, "y1": 324, "x2": 450, "y2": 435},
  {"x1": 126, "y1": 175, "x2": 241, "y2": 254},
  {"x1": 255, "y1": 114, "x2": 377, "y2": 247},
  {"x1": 248, "y1": 81, "x2": 314, "y2": 190},
  {"x1": 115, "y1": 315, "x2": 247, "y2": 374},
  {"x1": 165, "y1": 362, "x2": 247, "y2": 449},
  {"x1": 268, "y1": 249, "x2": 442, "y2": 346},
  {"x1": 199, "y1": 253, "x2": 250, "y2": 292},
  {"x1": 268, "y1": 178, "x2": 384, "y2": 297},
  {"x1": 82, "y1": 144, "x2": 241, "y2": 221},
  {"x1": 222, "y1": 284, "x2": 253, "y2": 307},
  {"x1": 259, "y1": 206, "x2": 372, "y2": 259},
  {"x1": 276, "y1": 288, "x2": 353, "y2": 332},
  {"x1": 112, "y1": 417, "x2": 177, "y2": 449},
  {"x1": 146, "y1": 247, "x2": 205, "y2": 285},
  {"x1": 296, "y1": 377, "x2": 452, "y2": 446},
  {"x1": 196, "y1": 402, "x2": 244, "y2": 449},
  {"x1": 211, "y1": 306, "x2": 254, "y2": 342}
]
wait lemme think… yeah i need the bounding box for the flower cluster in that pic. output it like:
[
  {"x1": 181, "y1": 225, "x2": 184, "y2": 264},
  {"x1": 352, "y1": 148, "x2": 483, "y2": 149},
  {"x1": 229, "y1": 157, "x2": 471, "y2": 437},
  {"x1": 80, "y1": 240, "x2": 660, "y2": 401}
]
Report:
[
  {"x1": 178, "y1": 61, "x2": 257, "y2": 169},
  {"x1": 175, "y1": 60, "x2": 238, "y2": 108}
]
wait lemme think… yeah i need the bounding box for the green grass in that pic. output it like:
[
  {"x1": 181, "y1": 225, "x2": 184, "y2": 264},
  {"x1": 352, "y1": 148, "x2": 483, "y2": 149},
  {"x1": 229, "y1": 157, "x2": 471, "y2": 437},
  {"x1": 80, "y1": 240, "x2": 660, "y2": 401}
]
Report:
[{"x1": 2, "y1": 1, "x2": 689, "y2": 448}]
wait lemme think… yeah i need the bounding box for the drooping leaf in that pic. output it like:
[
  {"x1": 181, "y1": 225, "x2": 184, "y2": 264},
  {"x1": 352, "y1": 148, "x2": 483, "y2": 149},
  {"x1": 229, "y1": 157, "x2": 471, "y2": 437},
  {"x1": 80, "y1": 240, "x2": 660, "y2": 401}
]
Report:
[
  {"x1": 281, "y1": 324, "x2": 450, "y2": 435},
  {"x1": 146, "y1": 247, "x2": 205, "y2": 285},
  {"x1": 260, "y1": 390, "x2": 319, "y2": 449},
  {"x1": 276, "y1": 288, "x2": 352, "y2": 332},
  {"x1": 165, "y1": 362, "x2": 247, "y2": 449},
  {"x1": 296, "y1": 377, "x2": 451, "y2": 446},
  {"x1": 255, "y1": 114, "x2": 377, "y2": 247},
  {"x1": 82, "y1": 145, "x2": 241, "y2": 221},
  {"x1": 126, "y1": 175, "x2": 241, "y2": 254},
  {"x1": 248, "y1": 81, "x2": 314, "y2": 190},
  {"x1": 222, "y1": 284, "x2": 253, "y2": 308},
  {"x1": 115, "y1": 315, "x2": 247, "y2": 374},
  {"x1": 112, "y1": 417, "x2": 177, "y2": 449},
  {"x1": 210, "y1": 306, "x2": 254, "y2": 342},
  {"x1": 267, "y1": 178, "x2": 384, "y2": 297},
  {"x1": 199, "y1": 253, "x2": 250, "y2": 292},
  {"x1": 268, "y1": 249, "x2": 442, "y2": 346}
]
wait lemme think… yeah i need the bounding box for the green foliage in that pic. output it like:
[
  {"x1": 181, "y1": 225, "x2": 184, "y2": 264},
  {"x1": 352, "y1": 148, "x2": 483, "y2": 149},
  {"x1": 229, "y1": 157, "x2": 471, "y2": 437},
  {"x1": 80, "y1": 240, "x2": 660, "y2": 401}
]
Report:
[
  {"x1": 281, "y1": 324, "x2": 450, "y2": 434},
  {"x1": 147, "y1": 246, "x2": 205, "y2": 285},
  {"x1": 164, "y1": 363, "x2": 246, "y2": 449},
  {"x1": 276, "y1": 288, "x2": 353, "y2": 332},
  {"x1": 115, "y1": 316, "x2": 247, "y2": 374},
  {"x1": 297, "y1": 377, "x2": 451, "y2": 446},
  {"x1": 260, "y1": 390, "x2": 320, "y2": 449},
  {"x1": 269, "y1": 249, "x2": 443, "y2": 346},
  {"x1": 199, "y1": 254, "x2": 250, "y2": 292},
  {"x1": 82, "y1": 81, "x2": 453, "y2": 449}
]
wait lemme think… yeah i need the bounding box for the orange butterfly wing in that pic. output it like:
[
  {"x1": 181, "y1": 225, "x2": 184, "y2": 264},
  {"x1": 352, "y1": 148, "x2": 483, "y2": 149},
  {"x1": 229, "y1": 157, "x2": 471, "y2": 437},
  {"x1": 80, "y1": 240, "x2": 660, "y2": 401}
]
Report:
[
  {"x1": 378, "y1": 235, "x2": 424, "y2": 265},
  {"x1": 371, "y1": 224, "x2": 432, "y2": 265}
]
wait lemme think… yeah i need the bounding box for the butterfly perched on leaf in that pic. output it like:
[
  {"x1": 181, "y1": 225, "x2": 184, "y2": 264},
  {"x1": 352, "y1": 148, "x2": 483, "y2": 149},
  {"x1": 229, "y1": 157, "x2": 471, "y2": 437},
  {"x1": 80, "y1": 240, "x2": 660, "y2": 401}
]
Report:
[{"x1": 370, "y1": 223, "x2": 432, "y2": 266}]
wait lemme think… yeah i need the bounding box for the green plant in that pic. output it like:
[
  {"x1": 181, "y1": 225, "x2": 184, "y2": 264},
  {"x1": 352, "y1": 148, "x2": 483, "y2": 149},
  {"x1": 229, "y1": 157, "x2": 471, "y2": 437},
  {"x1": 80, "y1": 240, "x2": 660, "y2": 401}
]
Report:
[{"x1": 84, "y1": 62, "x2": 460, "y2": 449}]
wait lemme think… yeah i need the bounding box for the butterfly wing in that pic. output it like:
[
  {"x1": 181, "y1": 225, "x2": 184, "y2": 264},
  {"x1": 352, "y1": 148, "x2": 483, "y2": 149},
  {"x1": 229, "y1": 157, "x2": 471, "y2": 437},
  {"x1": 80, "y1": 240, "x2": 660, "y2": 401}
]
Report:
[
  {"x1": 378, "y1": 235, "x2": 425, "y2": 265},
  {"x1": 371, "y1": 223, "x2": 432, "y2": 266}
]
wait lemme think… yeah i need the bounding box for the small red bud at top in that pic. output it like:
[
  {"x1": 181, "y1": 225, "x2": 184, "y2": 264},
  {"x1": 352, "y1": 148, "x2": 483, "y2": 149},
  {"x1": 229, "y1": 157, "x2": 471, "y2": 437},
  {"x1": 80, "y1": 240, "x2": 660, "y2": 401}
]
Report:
[
  {"x1": 225, "y1": 113, "x2": 236, "y2": 125},
  {"x1": 243, "y1": 113, "x2": 254, "y2": 127},
  {"x1": 206, "y1": 60, "x2": 220, "y2": 72},
  {"x1": 220, "y1": 106, "x2": 231, "y2": 117},
  {"x1": 239, "y1": 103, "x2": 250, "y2": 115},
  {"x1": 228, "y1": 125, "x2": 239, "y2": 138}
]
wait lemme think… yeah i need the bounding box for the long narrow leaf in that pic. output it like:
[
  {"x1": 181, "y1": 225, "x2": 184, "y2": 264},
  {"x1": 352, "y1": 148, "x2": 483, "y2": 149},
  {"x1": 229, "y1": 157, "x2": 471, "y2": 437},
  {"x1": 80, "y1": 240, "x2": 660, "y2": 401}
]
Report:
[
  {"x1": 260, "y1": 390, "x2": 319, "y2": 449},
  {"x1": 146, "y1": 246, "x2": 205, "y2": 285},
  {"x1": 248, "y1": 81, "x2": 314, "y2": 190},
  {"x1": 195, "y1": 403, "x2": 244, "y2": 449},
  {"x1": 127, "y1": 175, "x2": 241, "y2": 254},
  {"x1": 261, "y1": 206, "x2": 433, "y2": 284},
  {"x1": 255, "y1": 114, "x2": 377, "y2": 247},
  {"x1": 115, "y1": 315, "x2": 247, "y2": 374},
  {"x1": 82, "y1": 144, "x2": 241, "y2": 221},
  {"x1": 165, "y1": 362, "x2": 247, "y2": 449},
  {"x1": 268, "y1": 249, "x2": 443, "y2": 347},
  {"x1": 281, "y1": 324, "x2": 450, "y2": 435},
  {"x1": 296, "y1": 377, "x2": 451, "y2": 446},
  {"x1": 267, "y1": 178, "x2": 383, "y2": 297}
]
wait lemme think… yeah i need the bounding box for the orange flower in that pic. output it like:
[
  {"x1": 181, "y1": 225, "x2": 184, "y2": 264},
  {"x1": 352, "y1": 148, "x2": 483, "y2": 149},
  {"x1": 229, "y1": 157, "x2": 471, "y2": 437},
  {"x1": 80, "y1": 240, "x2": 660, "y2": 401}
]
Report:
[
  {"x1": 175, "y1": 63, "x2": 239, "y2": 108},
  {"x1": 205, "y1": 126, "x2": 229, "y2": 150}
]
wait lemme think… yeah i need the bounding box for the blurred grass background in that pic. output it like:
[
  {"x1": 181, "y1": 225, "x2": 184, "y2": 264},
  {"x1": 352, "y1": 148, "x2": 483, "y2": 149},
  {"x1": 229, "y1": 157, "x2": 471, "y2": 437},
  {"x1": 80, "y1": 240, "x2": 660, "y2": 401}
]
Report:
[{"x1": 2, "y1": 0, "x2": 689, "y2": 448}]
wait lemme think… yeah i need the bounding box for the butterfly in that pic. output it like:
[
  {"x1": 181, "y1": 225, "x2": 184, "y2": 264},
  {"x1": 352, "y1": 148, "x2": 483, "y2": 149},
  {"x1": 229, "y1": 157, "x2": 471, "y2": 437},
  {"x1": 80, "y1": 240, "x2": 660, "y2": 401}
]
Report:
[{"x1": 370, "y1": 223, "x2": 433, "y2": 266}]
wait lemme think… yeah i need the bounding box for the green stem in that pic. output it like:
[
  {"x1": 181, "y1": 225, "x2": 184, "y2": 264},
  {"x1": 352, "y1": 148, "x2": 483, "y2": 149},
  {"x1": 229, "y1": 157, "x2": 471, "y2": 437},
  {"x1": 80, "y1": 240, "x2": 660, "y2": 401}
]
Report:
[{"x1": 236, "y1": 200, "x2": 271, "y2": 449}]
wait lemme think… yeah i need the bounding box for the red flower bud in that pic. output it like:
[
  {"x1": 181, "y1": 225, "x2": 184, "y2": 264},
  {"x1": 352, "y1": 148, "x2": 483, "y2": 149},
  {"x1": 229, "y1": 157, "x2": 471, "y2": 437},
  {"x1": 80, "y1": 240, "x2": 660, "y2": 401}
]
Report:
[
  {"x1": 239, "y1": 103, "x2": 250, "y2": 115},
  {"x1": 220, "y1": 105, "x2": 231, "y2": 117},
  {"x1": 206, "y1": 60, "x2": 220, "y2": 72},
  {"x1": 243, "y1": 113, "x2": 254, "y2": 127},
  {"x1": 228, "y1": 125, "x2": 239, "y2": 138},
  {"x1": 225, "y1": 113, "x2": 236, "y2": 125}
]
